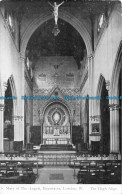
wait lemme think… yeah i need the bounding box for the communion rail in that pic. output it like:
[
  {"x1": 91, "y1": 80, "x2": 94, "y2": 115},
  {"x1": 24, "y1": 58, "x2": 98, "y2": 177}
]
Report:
[{"x1": 0, "y1": 152, "x2": 120, "y2": 166}]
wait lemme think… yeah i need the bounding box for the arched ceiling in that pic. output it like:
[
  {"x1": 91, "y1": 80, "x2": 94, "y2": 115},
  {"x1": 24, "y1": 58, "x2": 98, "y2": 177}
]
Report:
[
  {"x1": 26, "y1": 18, "x2": 86, "y2": 69},
  {"x1": 1, "y1": 0, "x2": 117, "y2": 64}
]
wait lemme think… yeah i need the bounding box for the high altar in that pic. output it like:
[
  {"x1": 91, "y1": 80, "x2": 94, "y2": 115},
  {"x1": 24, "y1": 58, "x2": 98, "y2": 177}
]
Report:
[{"x1": 42, "y1": 103, "x2": 71, "y2": 145}]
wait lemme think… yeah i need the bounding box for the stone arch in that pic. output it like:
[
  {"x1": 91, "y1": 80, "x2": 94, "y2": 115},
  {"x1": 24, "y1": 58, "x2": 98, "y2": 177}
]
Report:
[
  {"x1": 21, "y1": 10, "x2": 92, "y2": 58},
  {"x1": 41, "y1": 99, "x2": 72, "y2": 122},
  {"x1": 40, "y1": 99, "x2": 73, "y2": 144}
]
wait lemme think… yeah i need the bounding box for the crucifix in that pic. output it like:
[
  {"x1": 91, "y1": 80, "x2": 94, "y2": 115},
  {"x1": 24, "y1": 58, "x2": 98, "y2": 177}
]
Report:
[
  {"x1": 48, "y1": 1, "x2": 64, "y2": 25},
  {"x1": 48, "y1": 1, "x2": 64, "y2": 36}
]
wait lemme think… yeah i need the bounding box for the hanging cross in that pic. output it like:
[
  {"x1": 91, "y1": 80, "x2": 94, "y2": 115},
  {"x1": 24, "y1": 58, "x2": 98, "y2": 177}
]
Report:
[{"x1": 48, "y1": 1, "x2": 64, "y2": 25}]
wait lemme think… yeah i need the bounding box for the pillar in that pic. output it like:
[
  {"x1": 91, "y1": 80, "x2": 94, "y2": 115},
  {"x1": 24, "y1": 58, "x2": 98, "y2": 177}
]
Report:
[
  {"x1": 110, "y1": 106, "x2": 120, "y2": 153},
  {"x1": 13, "y1": 55, "x2": 25, "y2": 151},
  {"x1": 83, "y1": 123, "x2": 87, "y2": 144},
  {"x1": 19, "y1": 55, "x2": 25, "y2": 144},
  {"x1": 40, "y1": 119, "x2": 43, "y2": 144},
  {"x1": 0, "y1": 104, "x2": 4, "y2": 152},
  {"x1": 70, "y1": 119, "x2": 73, "y2": 144},
  {"x1": 0, "y1": 82, "x2": 7, "y2": 152},
  {"x1": 87, "y1": 54, "x2": 94, "y2": 148},
  {"x1": 26, "y1": 123, "x2": 30, "y2": 144}
]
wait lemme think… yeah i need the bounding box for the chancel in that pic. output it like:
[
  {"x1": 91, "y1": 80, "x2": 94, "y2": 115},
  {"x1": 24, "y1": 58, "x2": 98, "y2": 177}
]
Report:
[{"x1": 0, "y1": 0, "x2": 121, "y2": 184}]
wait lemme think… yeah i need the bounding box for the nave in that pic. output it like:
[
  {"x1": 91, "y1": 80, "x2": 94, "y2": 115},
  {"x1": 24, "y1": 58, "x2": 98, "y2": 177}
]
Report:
[
  {"x1": 0, "y1": 150, "x2": 121, "y2": 184},
  {"x1": 0, "y1": 0, "x2": 121, "y2": 185}
]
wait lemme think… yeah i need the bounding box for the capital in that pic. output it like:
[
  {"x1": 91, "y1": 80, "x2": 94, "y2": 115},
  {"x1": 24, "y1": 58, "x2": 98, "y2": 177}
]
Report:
[
  {"x1": 87, "y1": 54, "x2": 94, "y2": 60},
  {"x1": 90, "y1": 115, "x2": 101, "y2": 121},
  {"x1": 19, "y1": 54, "x2": 25, "y2": 62},
  {"x1": 108, "y1": 104, "x2": 120, "y2": 111}
]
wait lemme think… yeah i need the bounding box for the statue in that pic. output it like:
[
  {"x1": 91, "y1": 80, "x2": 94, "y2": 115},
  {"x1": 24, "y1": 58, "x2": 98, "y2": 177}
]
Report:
[{"x1": 48, "y1": 1, "x2": 64, "y2": 25}]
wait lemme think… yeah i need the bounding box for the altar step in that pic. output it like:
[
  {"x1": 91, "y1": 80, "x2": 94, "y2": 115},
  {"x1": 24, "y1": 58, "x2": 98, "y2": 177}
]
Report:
[{"x1": 40, "y1": 144, "x2": 75, "y2": 151}]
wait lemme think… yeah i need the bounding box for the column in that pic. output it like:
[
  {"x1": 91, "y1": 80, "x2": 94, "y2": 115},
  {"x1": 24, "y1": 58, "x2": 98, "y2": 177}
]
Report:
[
  {"x1": 83, "y1": 123, "x2": 87, "y2": 144},
  {"x1": 13, "y1": 55, "x2": 25, "y2": 151},
  {"x1": 99, "y1": 80, "x2": 110, "y2": 153},
  {"x1": 110, "y1": 106, "x2": 120, "y2": 153},
  {"x1": 40, "y1": 119, "x2": 43, "y2": 144},
  {"x1": 19, "y1": 55, "x2": 25, "y2": 144},
  {"x1": 87, "y1": 54, "x2": 94, "y2": 147},
  {"x1": 0, "y1": 104, "x2": 4, "y2": 152},
  {"x1": 14, "y1": 118, "x2": 20, "y2": 141},
  {"x1": 0, "y1": 82, "x2": 8, "y2": 152},
  {"x1": 0, "y1": 81, "x2": 7, "y2": 152},
  {"x1": 70, "y1": 117, "x2": 73, "y2": 144},
  {"x1": 26, "y1": 123, "x2": 30, "y2": 144}
]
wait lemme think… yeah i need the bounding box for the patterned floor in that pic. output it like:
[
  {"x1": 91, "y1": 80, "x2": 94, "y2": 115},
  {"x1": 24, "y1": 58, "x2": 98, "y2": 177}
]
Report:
[{"x1": 35, "y1": 166, "x2": 78, "y2": 184}]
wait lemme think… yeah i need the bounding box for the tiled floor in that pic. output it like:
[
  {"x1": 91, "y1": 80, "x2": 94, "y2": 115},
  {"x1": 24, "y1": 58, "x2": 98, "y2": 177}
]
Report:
[{"x1": 35, "y1": 166, "x2": 78, "y2": 184}]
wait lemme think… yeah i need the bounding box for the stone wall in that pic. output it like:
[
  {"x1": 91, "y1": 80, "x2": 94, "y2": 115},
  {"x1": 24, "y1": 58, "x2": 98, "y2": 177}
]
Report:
[
  {"x1": 93, "y1": 7, "x2": 122, "y2": 98},
  {"x1": 33, "y1": 56, "x2": 82, "y2": 126}
]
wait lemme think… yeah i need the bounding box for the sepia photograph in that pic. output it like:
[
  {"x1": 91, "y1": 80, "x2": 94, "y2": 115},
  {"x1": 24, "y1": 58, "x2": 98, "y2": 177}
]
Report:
[{"x1": 0, "y1": 0, "x2": 121, "y2": 193}]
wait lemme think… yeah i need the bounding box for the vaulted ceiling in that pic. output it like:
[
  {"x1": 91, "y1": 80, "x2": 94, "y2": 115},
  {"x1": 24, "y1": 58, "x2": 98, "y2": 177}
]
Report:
[
  {"x1": 26, "y1": 18, "x2": 86, "y2": 69},
  {"x1": 1, "y1": 0, "x2": 118, "y2": 69}
]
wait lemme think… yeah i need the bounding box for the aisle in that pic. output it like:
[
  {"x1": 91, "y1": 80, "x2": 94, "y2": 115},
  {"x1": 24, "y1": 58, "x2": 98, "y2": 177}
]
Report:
[{"x1": 35, "y1": 166, "x2": 78, "y2": 184}]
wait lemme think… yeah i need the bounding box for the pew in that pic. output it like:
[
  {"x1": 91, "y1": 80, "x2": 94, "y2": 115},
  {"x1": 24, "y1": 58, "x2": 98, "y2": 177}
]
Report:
[
  {"x1": 74, "y1": 160, "x2": 121, "y2": 184},
  {"x1": 0, "y1": 160, "x2": 38, "y2": 184}
]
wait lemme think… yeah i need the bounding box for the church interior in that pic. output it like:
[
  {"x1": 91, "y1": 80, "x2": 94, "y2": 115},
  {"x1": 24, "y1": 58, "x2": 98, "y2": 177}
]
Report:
[{"x1": 0, "y1": 0, "x2": 121, "y2": 184}]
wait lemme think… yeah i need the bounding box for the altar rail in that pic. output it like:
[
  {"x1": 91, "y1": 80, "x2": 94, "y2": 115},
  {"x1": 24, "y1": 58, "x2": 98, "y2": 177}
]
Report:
[
  {"x1": 37, "y1": 153, "x2": 76, "y2": 166},
  {"x1": 0, "y1": 152, "x2": 121, "y2": 166},
  {"x1": 0, "y1": 152, "x2": 38, "y2": 161}
]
